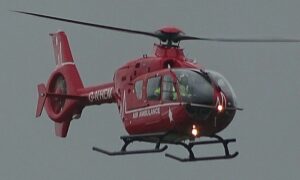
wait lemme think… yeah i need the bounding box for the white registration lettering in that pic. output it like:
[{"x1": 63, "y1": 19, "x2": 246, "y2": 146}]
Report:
[{"x1": 88, "y1": 87, "x2": 113, "y2": 103}]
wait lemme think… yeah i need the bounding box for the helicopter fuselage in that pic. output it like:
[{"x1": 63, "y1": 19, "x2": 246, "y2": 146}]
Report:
[{"x1": 113, "y1": 44, "x2": 237, "y2": 139}]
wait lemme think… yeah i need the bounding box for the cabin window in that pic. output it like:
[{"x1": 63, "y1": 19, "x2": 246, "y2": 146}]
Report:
[
  {"x1": 135, "y1": 63, "x2": 140, "y2": 68},
  {"x1": 134, "y1": 80, "x2": 143, "y2": 100},
  {"x1": 162, "y1": 75, "x2": 177, "y2": 101},
  {"x1": 147, "y1": 76, "x2": 161, "y2": 100}
]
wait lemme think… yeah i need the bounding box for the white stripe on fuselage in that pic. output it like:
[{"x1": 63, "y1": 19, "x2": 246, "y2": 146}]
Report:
[
  {"x1": 120, "y1": 91, "x2": 181, "y2": 115},
  {"x1": 120, "y1": 91, "x2": 219, "y2": 116},
  {"x1": 125, "y1": 102, "x2": 181, "y2": 114}
]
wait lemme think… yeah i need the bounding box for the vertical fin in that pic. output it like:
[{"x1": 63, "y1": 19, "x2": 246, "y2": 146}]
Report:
[{"x1": 50, "y1": 31, "x2": 74, "y2": 65}]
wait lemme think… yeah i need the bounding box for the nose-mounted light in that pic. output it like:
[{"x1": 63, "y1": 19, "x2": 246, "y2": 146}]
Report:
[
  {"x1": 216, "y1": 90, "x2": 226, "y2": 113},
  {"x1": 191, "y1": 125, "x2": 198, "y2": 137},
  {"x1": 217, "y1": 105, "x2": 224, "y2": 112}
]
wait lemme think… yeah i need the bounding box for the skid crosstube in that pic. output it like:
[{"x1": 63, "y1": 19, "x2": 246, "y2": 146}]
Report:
[
  {"x1": 92, "y1": 132, "x2": 168, "y2": 156},
  {"x1": 165, "y1": 135, "x2": 238, "y2": 162}
]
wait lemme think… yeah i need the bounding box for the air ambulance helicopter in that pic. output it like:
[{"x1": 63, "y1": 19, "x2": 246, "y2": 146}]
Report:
[{"x1": 14, "y1": 11, "x2": 300, "y2": 162}]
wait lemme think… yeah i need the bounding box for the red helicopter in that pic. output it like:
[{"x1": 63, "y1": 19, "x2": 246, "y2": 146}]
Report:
[{"x1": 15, "y1": 11, "x2": 300, "y2": 162}]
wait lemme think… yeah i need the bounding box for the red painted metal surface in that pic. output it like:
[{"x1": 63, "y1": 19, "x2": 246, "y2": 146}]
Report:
[
  {"x1": 159, "y1": 26, "x2": 183, "y2": 34},
  {"x1": 37, "y1": 30, "x2": 236, "y2": 139}
]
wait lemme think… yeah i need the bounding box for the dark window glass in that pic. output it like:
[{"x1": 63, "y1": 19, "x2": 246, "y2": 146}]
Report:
[
  {"x1": 173, "y1": 69, "x2": 214, "y2": 120},
  {"x1": 134, "y1": 80, "x2": 143, "y2": 100},
  {"x1": 147, "y1": 76, "x2": 161, "y2": 100},
  {"x1": 162, "y1": 75, "x2": 177, "y2": 101},
  {"x1": 207, "y1": 70, "x2": 237, "y2": 107},
  {"x1": 174, "y1": 69, "x2": 213, "y2": 104}
]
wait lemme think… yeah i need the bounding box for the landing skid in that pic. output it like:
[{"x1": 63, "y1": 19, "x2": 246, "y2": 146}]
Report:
[
  {"x1": 165, "y1": 135, "x2": 238, "y2": 162},
  {"x1": 92, "y1": 132, "x2": 168, "y2": 156},
  {"x1": 93, "y1": 133, "x2": 238, "y2": 162}
]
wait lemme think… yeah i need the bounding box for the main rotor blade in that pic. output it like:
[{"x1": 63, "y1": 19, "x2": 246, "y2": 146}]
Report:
[
  {"x1": 188, "y1": 37, "x2": 300, "y2": 43},
  {"x1": 13, "y1": 10, "x2": 158, "y2": 38},
  {"x1": 13, "y1": 11, "x2": 300, "y2": 43}
]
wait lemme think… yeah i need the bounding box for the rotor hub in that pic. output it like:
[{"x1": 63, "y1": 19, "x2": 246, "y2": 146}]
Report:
[
  {"x1": 155, "y1": 26, "x2": 185, "y2": 47},
  {"x1": 158, "y1": 26, "x2": 183, "y2": 34}
]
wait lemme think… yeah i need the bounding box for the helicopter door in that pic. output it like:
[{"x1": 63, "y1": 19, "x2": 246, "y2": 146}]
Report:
[
  {"x1": 126, "y1": 78, "x2": 147, "y2": 110},
  {"x1": 138, "y1": 75, "x2": 162, "y2": 128}
]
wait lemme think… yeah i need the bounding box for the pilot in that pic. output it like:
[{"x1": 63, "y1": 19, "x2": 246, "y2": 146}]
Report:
[
  {"x1": 154, "y1": 83, "x2": 177, "y2": 101},
  {"x1": 154, "y1": 87, "x2": 161, "y2": 99},
  {"x1": 178, "y1": 74, "x2": 191, "y2": 99}
]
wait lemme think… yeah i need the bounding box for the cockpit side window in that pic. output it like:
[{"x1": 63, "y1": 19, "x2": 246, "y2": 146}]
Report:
[
  {"x1": 134, "y1": 80, "x2": 143, "y2": 100},
  {"x1": 147, "y1": 76, "x2": 161, "y2": 100},
  {"x1": 162, "y1": 75, "x2": 177, "y2": 101}
]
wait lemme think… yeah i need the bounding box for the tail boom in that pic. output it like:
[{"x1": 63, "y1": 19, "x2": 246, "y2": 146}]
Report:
[
  {"x1": 78, "y1": 83, "x2": 116, "y2": 106},
  {"x1": 36, "y1": 83, "x2": 116, "y2": 116}
]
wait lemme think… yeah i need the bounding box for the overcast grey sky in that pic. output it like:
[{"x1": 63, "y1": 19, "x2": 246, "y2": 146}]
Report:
[{"x1": 0, "y1": 0, "x2": 300, "y2": 179}]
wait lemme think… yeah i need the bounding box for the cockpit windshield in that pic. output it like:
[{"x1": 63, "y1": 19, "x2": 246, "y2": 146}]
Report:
[
  {"x1": 173, "y1": 69, "x2": 214, "y2": 105},
  {"x1": 206, "y1": 70, "x2": 237, "y2": 107}
]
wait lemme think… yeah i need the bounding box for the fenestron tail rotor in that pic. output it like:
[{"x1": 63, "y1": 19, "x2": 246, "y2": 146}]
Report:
[
  {"x1": 13, "y1": 10, "x2": 300, "y2": 44},
  {"x1": 50, "y1": 75, "x2": 67, "y2": 114}
]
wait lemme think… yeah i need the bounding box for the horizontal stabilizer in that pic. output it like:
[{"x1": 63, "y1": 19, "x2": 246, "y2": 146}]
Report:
[{"x1": 36, "y1": 84, "x2": 47, "y2": 117}]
